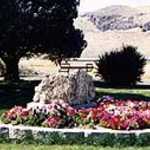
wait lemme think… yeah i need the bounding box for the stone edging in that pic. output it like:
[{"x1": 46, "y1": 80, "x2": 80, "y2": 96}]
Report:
[{"x1": 0, "y1": 124, "x2": 150, "y2": 145}]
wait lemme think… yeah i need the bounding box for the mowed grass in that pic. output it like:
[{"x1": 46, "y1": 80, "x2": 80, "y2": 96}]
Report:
[
  {"x1": 0, "y1": 144, "x2": 149, "y2": 150},
  {"x1": 96, "y1": 87, "x2": 150, "y2": 100}
]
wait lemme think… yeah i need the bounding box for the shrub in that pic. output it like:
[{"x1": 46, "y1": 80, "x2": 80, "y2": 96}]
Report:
[{"x1": 96, "y1": 45, "x2": 146, "y2": 86}]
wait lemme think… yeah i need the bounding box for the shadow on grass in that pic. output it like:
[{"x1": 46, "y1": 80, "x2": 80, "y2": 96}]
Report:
[
  {"x1": 94, "y1": 81, "x2": 150, "y2": 89},
  {"x1": 0, "y1": 80, "x2": 150, "y2": 113},
  {"x1": 0, "y1": 80, "x2": 40, "y2": 110}
]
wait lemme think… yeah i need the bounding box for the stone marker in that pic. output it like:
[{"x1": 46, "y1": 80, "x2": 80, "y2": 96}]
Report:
[{"x1": 32, "y1": 70, "x2": 95, "y2": 105}]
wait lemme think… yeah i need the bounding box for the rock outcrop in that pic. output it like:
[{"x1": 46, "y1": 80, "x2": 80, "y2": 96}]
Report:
[
  {"x1": 33, "y1": 70, "x2": 95, "y2": 105},
  {"x1": 81, "y1": 5, "x2": 150, "y2": 32},
  {"x1": 143, "y1": 22, "x2": 150, "y2": 32}
]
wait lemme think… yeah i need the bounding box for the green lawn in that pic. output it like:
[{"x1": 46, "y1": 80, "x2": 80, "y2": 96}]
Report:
[
  {"x1": 0, "y1": 144, "x2": 149, "y2": 150},
  {"x1": 96, "y1": 87, "x2": 150, "y2": 100}
]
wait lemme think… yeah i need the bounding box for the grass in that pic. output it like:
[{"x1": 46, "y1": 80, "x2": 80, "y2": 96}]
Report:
[
  {"x1": 0, "y1": 144, "x2": 149, "y2": 150},
  {"x1": 96, "y1": 87, "x2": 150, "y2": 100}
]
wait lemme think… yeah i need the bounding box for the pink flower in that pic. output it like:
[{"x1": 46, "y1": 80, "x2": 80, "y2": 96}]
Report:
[
  {"x1": 43, "y1": 116, "x2": 62, "y2": 128},
  {"x1": 66, "y1": 106, "x2": 76, "y2": 116}
]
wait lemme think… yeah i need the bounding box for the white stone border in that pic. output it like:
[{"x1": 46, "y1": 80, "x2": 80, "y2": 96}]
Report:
[
  {"x1": 0, "y1": 124, "x2": 150, "y2": 145},
  {"x1": 0, "y1": 124, "x2": 150, "y2": 136}
]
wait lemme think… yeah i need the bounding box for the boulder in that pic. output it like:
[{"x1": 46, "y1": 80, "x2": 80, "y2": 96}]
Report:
[{"x1": 33, "y1": 70, "x2": 95, "y2": 105}]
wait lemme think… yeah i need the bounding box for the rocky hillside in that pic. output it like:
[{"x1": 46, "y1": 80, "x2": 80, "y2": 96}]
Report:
[
  {"x1": 81, "y1": 5, "x2": 150, "y2": 31},
  {"x1": 73, "y1": 5, "x2": 150, "y2": 59}
]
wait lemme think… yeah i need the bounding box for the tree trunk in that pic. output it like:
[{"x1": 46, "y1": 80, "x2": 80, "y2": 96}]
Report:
[{"x1": 4, "y1": 59, "x2": 19, "y2": 81}]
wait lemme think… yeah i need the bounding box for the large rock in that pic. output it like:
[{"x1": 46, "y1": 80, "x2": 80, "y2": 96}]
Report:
[{"x1": 33, "y1": 70, "x2": 95, "y2": 105}]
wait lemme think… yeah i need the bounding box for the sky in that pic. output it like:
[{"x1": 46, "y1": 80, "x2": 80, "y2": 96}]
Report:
[{"x1": 79, "y1": 0, "x2": 150, "y2": 14}]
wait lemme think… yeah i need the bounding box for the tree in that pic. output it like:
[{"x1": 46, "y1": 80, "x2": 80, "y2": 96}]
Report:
[{"x1": 0, "y1": 0, "x2": 86, "y2": 81}]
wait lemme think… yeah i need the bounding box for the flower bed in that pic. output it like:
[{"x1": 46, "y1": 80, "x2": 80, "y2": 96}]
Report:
[
  {"x1": 1, "y1": 97, "x2": 150, "y2": 130},
  {"x1": 1, "y1": 100, "x2": 76, "y2": 128},
  {"x1": 78, "y1": 97, "x2": 150, "y2": 130}
]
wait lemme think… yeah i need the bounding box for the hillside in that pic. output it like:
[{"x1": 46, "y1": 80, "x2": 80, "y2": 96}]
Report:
[
  {"x1": 81, "y1": 5, "x2": 150, "y2": 31},
  {"x1": 73, "y1": 5, "x2": 150, "y2": 59},
  {"x1": 86, "y1": 5, "x2": 139, "y2": 16}
]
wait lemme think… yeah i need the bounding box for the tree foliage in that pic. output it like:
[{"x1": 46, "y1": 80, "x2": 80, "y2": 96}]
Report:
[{"x1": 0, "y1": 0, "x2": 86, "y2": 81}]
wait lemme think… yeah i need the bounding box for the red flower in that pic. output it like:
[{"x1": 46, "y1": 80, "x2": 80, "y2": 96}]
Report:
[{"x1": 20, "y1": 109, "x2": 30, "y2": 118}]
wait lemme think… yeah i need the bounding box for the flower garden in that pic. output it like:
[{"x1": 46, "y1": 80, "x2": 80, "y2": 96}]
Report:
[
  {"x1": 0, "y1": 65, "x2": 150, "y2": 147},
  {"x1": 1, "y1": 97, "x2": 150, "y2": 130}
]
